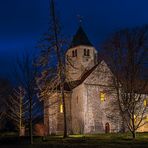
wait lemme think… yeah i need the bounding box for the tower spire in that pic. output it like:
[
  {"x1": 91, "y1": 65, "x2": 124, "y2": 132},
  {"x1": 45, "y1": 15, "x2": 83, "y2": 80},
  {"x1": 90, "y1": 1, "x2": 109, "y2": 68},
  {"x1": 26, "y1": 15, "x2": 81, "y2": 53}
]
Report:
[{"x1": 70, "y1": 25, "x2": 93, "y2": 48}]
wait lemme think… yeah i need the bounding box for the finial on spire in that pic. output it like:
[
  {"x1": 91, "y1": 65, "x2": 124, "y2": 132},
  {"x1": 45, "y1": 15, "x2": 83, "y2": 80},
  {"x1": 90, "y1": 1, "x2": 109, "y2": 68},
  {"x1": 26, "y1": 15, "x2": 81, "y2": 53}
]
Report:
[{"x1": 77, "y1": 15, "x2": 83, "y2": 25}]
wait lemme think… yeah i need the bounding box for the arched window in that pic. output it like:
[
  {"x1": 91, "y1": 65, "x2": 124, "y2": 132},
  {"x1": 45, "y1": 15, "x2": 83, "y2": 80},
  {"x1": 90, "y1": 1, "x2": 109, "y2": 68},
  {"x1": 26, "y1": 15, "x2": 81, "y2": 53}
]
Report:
[
  {"x1": 100, "y1": 92, "x2": 105, "y2": 102},
  {"x1": 87, "y1": 49, "x2": 90, "y2": 56},
  {"x1": 84, "y1": 49, "x2": 87, "y2": 56},
  {"x1": 72, "y1": 50, "x2": 77, "y2": 57},
  {"x1": 145, "y1": 115, "x2": 148, "y2": 122},
  {"x1": 144, "y1": 99, "x2": 148, "y2": 107},
  {"x1": 60, "y1": 104, "x2": 63, "y2": 113}
]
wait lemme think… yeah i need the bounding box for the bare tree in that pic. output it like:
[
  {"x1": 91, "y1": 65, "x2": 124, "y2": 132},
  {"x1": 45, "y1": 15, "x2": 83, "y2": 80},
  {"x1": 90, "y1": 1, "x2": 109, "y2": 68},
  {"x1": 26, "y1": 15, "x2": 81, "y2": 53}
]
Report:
[
  {"x1": 37, "y1": 0, "x2": 69, "y2": 138},
  {"x1": 0, "y1": 79, "x2": 13, "y2": 130},
  {"x1": 50, "y1": 0, "x2": 68, "y2": 138},
  {"x1": 12, "y1": 52, "x2": 39, "y2": 144},
  {"x1": 7, "y1": 87, "x2": 26, "y2": 136},
  {"x1": 102, "y1": 25, "x2": 148, "y2": 139},
  {"x1": 0, "y1": 88, "x2": 4, "y2": 121}
]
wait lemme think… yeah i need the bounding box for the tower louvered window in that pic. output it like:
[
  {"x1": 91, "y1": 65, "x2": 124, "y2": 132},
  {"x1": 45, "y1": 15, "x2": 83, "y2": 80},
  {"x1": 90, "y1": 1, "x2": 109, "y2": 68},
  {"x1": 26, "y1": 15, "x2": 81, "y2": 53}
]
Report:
[
  {"x1": 72, "y1": 50, "x2": 77, "y2": 57},
  {"x1": 72, "y1": 50, "x2": 75, "y2": 57},
  {"x1": 87, "y1": 49, "x2": 90, "y2": 56}
]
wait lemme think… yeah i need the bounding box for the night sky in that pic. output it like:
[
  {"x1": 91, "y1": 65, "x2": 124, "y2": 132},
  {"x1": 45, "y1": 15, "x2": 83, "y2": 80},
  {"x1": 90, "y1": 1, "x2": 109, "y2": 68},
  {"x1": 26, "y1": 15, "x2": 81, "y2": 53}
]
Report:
[{"x1": 0, "y1": 0, "x2": 148, "y2": 79}]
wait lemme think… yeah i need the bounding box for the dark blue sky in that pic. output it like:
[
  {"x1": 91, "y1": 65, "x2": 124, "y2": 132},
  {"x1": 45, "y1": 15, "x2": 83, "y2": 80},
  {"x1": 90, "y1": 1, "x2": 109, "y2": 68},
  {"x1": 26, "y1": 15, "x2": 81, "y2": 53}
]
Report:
[{"x1": 0, "y1": 0, "x2": 148, "y2": 78}]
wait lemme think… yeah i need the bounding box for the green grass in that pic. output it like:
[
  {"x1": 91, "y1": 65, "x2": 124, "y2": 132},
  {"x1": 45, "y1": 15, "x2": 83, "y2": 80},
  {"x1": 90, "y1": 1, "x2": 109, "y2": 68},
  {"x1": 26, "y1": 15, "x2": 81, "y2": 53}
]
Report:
[
  {"x1": 34, "y1": 133, "x2": 148, "y2": 147},
  {"x1": 0, "y1": 131, "x2": 18, "y2": 137},
  {"x1": 1, "y1": 132, "x2": 148, "y2": 148}
]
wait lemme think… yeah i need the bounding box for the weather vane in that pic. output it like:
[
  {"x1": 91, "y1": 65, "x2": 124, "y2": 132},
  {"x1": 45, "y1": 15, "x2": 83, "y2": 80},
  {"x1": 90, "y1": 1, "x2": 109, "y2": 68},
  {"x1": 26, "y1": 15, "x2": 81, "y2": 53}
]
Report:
[{"x1": 77, "y1": 15, "x2": 83, "y2": 25}]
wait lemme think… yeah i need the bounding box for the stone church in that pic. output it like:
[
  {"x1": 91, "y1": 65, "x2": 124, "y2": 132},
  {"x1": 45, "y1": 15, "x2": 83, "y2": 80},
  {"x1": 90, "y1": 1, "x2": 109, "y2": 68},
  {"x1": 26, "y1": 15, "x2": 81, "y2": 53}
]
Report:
[{"x1": 44, "y1": 26, "x2": 148, "y2": 135}]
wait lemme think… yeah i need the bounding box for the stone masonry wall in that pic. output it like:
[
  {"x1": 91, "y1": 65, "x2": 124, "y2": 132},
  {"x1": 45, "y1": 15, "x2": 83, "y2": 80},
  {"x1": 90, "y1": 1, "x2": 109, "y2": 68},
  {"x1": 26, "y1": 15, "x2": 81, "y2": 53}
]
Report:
[
  {"x1": 44, "y1": 92, "x2": 72, "y2": 135},
  {"x1": 83, "y1": 61, "x2": 123, "y2": 133},
  {"x1": 71, "y1": 84, "x2": 85, "y2": 134},
  {"x1": 66, "y1": 45, "x2": 97, "y2": 81}
]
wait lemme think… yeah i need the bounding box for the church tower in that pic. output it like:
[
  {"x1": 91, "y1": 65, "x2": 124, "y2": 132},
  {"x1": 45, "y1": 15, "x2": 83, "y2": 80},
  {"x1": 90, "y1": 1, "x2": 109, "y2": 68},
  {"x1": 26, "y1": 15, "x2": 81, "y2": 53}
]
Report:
[{"x1": 66, "y1": 26, "x2": 98, "y2": 81}]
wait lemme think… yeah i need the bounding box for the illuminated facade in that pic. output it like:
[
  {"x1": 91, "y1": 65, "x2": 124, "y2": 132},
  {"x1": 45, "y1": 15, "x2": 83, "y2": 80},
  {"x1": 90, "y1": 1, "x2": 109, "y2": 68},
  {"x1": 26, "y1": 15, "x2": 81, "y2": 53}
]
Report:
[{"x1": 44, "y1": 26, "x2": 148, "y2": 135}]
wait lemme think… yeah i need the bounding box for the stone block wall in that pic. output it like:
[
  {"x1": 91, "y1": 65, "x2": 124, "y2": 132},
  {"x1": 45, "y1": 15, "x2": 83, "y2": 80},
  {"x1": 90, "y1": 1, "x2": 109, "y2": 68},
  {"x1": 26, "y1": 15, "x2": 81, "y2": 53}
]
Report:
[{"x1": 44, "y1": 92, "x2": 72, "y2": 135}]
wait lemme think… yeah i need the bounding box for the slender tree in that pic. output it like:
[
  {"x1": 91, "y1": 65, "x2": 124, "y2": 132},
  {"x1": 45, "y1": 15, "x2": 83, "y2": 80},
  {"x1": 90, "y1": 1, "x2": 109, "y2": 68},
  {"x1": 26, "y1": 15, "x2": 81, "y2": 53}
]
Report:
[
  {"x1": 7, "y1": 87, "x2": 26, "y2": 136},
  {"x1": 0, "y1": 79, "x2": 13, "y2": 130},
  {"x1": 37, "y1": 0, "x2": 68, "y2": 138},
  {"x1": 50, "y1": 0, "x2": 68, "y2": 138},
  {"x1": 12, "y1": 52, "x2": 39, "y2": 144}
]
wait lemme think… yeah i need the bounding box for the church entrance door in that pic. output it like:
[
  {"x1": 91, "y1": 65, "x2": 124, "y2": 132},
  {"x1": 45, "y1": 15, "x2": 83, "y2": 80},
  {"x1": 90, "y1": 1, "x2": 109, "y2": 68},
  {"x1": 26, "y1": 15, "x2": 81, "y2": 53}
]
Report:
[{"x1": 105, "y1": 122, "x2": 110, "y2": 133}]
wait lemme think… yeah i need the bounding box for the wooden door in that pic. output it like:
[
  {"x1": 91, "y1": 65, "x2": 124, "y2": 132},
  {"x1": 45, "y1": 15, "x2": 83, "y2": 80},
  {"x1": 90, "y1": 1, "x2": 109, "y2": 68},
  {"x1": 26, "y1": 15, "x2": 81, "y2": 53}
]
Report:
[{"x1": 105, "y1": 122, "x2": 110, "y2": 133}]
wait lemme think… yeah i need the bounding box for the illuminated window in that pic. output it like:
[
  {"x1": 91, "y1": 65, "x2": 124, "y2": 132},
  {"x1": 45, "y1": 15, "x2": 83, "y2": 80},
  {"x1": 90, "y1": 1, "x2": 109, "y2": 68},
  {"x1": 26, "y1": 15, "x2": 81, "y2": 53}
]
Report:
[
  {"x1": 146, "y1": 116, "x2": 148, "y2": 122},
  {"x1": 144, "y1": 99, "x2": 148, "y2": 107},
  {"x1": 100, "y1": 92, "x2": 105, "y2": 102},
  {"x1": 60, "y1": 104, "x2": 63, "y2": 113}
]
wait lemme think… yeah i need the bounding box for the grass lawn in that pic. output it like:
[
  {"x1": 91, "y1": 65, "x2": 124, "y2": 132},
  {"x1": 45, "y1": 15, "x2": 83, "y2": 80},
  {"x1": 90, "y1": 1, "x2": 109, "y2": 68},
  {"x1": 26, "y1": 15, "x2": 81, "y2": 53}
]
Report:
[{"x1": 0, "y1": 132, "x2": 148, "y2": 148}]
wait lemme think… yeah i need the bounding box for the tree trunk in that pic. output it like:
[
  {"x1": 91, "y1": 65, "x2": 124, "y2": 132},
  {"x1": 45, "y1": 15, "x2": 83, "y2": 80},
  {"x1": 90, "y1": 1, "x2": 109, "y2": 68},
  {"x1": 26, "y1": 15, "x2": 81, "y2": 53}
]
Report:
[
  {"x1": 29, "y1": 96, "x2": 33, "y2": 144},
  {"x1": 61, "y1": 85, "x2": 68, "y2": 138},
  {"x1": 19, "y1": 94, "x2": 22, "y2": 136},
  {"x1": 50, "y1": 0, "x2": 68, "y2": 138},
  {"x1": 132, "y1": 131, "x2": 136, "y2": 139},
  {"x1": 29, "y1": 121, "x2": 33, "y2": 144}
]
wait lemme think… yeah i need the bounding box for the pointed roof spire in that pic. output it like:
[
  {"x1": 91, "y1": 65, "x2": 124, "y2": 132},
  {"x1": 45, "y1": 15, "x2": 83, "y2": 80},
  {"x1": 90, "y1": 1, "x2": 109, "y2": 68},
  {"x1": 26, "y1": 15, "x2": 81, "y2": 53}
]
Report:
[{"x1": 70, "y1": 26, "x2": 93, "y2": 48}]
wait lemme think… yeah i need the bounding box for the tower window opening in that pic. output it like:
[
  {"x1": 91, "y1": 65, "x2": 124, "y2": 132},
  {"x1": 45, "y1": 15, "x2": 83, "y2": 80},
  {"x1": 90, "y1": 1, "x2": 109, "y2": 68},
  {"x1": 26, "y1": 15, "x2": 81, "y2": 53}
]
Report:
[
  {"x1": 72, "y1": 50, "x2": 75, "y2": 57},
  {"x1": 84, "y1": 49, "x2": 90, "y2": 56},
  {"x1": 87, "y1": 49, "x2": 90, "y2": 56},
  {"x1": 84, "y1": 49, "x2": 87, "y2": 56},
  {"x1": 72, "y1": 50, "x2": 77, "y2": 57}
]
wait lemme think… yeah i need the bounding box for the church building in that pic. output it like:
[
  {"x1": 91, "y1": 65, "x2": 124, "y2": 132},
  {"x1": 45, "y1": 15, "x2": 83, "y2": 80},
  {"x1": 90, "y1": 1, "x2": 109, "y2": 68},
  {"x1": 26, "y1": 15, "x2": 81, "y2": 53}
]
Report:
[{"x1": 44, "y1": 26, "x2": 148, "y2": 135}]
